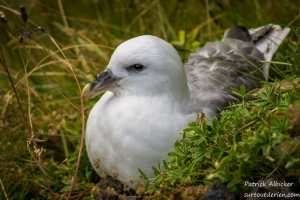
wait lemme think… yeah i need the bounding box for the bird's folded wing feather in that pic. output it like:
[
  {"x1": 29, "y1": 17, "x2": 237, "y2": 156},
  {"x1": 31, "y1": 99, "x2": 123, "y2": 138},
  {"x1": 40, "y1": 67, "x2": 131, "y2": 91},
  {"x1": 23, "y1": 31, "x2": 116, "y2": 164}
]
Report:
[{"x1": 185, "y1": 39, "x2": 264, "y2": 119}]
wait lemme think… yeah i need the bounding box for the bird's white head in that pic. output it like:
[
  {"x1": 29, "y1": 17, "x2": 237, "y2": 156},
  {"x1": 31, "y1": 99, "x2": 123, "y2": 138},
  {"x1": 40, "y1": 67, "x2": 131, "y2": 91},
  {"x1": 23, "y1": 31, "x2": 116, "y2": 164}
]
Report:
[{"x1": 82, "y1": 35, "x2": 190, "y2": 104}]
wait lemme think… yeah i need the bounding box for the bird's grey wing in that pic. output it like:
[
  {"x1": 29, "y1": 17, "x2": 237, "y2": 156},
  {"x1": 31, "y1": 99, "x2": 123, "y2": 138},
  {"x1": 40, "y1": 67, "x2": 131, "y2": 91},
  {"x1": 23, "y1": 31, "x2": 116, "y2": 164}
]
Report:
[{"x1": 185, "y1": 27, "x2": 265, "y2": 120}]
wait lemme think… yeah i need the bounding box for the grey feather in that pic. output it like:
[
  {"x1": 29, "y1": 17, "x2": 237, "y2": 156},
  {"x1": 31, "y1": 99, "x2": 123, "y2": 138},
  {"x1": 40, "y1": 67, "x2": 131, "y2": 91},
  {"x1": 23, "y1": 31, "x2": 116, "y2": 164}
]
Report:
[{"x1": 185, "y1": 24, "x2": 290, "y2": 120}]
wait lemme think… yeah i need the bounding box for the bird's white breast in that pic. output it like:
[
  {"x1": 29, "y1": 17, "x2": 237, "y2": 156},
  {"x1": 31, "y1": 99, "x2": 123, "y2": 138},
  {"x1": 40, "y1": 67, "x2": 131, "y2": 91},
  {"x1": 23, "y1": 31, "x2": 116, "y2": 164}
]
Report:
[{"x1": 85, "y1": 91, "x2": 195, "y2": 185}]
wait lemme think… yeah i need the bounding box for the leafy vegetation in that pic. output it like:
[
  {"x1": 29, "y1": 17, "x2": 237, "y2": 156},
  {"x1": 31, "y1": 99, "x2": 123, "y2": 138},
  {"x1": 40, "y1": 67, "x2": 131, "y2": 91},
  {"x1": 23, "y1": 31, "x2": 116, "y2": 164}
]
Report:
[
  {"x1": 0, "y1": 0, "x2": 299, "y2": 199},
  {"x1": 140, "y1": 84, "x2": 300, "y2": 198}
]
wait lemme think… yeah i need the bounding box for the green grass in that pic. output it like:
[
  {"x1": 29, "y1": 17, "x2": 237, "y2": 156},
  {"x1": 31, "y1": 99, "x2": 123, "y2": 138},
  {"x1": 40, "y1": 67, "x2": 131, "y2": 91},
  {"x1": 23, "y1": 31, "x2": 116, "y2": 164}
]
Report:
[{"x1": 0, "y1": 0, "x2": 299, "y2": 199}]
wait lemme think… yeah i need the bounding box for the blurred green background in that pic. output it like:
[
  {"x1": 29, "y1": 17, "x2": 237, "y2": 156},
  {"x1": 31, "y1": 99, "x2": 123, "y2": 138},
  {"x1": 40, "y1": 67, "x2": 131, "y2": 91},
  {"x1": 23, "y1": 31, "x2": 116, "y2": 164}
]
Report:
[{"x1": 0, "y1": 0, "x2": 299, "y2": 199}]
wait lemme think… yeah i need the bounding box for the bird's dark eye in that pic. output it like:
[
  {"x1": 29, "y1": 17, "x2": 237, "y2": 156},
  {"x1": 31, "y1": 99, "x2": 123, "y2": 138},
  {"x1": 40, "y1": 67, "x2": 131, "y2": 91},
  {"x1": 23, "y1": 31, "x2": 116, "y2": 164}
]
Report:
[{"x1": 132, "y1": 64, "x2": 144, "y2": 71}]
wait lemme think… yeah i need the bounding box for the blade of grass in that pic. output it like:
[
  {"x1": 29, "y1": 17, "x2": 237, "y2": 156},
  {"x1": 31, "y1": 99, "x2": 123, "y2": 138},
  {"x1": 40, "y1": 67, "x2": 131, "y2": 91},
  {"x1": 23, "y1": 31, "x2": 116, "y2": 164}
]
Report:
[
  {"x1": 0, "y1": 179, "x2": 8, "y2": 200},
  {"x1": 42, "y1": 23, "x2": 86, "y2": 200}
]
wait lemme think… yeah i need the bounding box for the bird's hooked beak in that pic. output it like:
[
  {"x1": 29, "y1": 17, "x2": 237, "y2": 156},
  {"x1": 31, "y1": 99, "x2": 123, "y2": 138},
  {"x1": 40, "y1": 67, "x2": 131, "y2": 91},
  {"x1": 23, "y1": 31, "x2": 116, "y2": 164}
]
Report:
[{"x1": 82, "y1": 69, "x2": 122, "y2": 99}]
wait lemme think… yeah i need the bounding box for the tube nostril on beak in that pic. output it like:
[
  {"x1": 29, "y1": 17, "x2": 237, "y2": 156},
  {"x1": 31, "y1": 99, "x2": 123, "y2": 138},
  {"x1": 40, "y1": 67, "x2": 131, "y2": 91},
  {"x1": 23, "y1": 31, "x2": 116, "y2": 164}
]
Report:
[{"x1": 96, "y1": 69, "x2": 113, "y2": 82}]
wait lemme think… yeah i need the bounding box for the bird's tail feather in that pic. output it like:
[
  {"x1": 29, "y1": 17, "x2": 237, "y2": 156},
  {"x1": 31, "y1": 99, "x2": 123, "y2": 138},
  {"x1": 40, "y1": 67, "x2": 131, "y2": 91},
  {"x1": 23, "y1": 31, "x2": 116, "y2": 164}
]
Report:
[{"x1": 249, "y1": 24, "x2": 290, "y2": 79}]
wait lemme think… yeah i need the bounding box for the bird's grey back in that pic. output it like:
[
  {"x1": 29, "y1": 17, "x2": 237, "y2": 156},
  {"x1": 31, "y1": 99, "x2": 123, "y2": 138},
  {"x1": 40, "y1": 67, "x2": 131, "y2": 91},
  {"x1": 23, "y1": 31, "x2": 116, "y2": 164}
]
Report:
[{"x1": 185, "y1": 26, "x2": 265, "y2": 120}]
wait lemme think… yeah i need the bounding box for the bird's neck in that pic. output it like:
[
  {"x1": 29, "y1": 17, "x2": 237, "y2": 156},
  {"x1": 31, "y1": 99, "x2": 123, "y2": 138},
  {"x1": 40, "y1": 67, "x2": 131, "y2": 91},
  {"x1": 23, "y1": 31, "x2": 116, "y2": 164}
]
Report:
[{"x1": 114, "y1": 86, "x2": 191, "y2": 114}]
